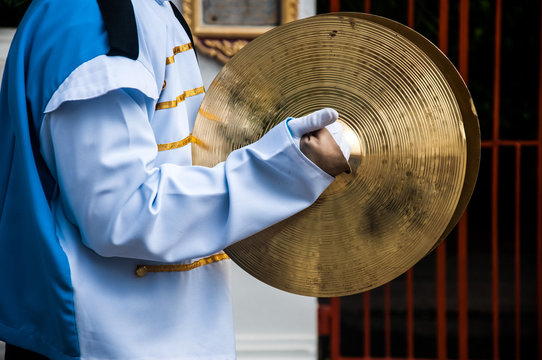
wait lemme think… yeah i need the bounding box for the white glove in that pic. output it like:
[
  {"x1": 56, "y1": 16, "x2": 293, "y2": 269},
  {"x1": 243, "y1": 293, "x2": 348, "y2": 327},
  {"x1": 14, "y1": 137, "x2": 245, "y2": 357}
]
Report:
[
  {"x1": 325, "y1": 121, "x2": 351, "y2": 163},
  {"x1": 287, "y1": 108, "x2": 351, "y2": 161}
]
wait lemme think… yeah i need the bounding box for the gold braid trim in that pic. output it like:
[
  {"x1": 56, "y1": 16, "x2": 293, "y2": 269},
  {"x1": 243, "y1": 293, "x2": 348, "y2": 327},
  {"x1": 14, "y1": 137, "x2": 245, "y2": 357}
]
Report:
[
  {"x1": 156, "y1": 86, "x2": 205, "y2": 110},
  {"x1": 165, "y1": 43, "x2": 194, "y2": 65},
  {"x1": 136, "y1": 253, "x2": 230, "y2": 277},
  {"x1": 157, "y1": 134, "x2": 207, "y2": 151}
]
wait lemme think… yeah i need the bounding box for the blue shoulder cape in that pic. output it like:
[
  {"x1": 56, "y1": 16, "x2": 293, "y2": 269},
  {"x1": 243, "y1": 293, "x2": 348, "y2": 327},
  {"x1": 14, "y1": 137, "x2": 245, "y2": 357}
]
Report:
[{"x1": 0, "y1": 0, "x2": 137, "y2": 358}]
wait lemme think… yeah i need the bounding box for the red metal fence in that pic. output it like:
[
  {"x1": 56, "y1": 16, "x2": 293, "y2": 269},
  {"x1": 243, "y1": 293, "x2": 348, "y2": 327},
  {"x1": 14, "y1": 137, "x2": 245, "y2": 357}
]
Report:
[{"x1": 318, "y1": 1, "x2": 542, "y2": 359}]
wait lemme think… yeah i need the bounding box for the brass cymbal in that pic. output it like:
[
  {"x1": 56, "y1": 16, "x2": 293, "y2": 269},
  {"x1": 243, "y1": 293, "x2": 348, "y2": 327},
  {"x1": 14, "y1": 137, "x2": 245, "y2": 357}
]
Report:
[
  {"x1": 192, "y1": 13, "x2": 479, "y2": 296},
  {"x1": 323, "y1": 13, "x2": 481, "y2": 251}
]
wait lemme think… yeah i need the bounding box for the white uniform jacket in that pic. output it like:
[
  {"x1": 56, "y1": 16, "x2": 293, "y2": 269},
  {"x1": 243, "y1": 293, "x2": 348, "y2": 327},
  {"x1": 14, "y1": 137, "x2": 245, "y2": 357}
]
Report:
[{"x1": 37, "y1": 0, "x2": 334, "y2": 358}]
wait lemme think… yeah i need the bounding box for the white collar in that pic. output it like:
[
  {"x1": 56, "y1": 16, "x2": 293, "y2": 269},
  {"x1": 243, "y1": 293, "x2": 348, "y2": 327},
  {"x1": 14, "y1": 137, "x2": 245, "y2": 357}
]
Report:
[{"x1": 155, "y1": 0, "x2": 167, "y2": 5}]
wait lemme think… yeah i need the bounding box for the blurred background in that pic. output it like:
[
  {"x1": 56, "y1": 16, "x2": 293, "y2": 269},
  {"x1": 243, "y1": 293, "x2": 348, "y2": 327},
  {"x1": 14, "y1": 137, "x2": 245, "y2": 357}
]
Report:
[{"x1": 316, "y1": 1, "x2": 541, "y2": 360}]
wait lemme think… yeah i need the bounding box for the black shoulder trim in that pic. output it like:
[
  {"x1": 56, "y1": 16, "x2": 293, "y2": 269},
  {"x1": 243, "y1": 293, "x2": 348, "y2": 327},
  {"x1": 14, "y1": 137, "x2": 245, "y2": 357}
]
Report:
[
  {"x1": 96, "y1": 0, "x2": 139, "y2": 60},
  {"x1": 170, "y1": 2, "x2": 195, "y2": 49}
]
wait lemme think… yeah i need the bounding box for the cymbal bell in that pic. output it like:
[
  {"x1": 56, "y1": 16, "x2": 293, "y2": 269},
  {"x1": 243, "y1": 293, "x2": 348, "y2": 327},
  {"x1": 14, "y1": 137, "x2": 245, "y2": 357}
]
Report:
[{"x1": 192, "y1": 13, "x2": 480, "y2": 296}]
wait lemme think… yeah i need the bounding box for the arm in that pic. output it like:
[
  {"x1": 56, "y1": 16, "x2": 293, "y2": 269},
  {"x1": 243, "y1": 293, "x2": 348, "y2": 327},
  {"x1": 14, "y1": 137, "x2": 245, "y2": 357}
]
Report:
[{"x1": 40, "y1": 88, "x2": 336, "y2": 262}]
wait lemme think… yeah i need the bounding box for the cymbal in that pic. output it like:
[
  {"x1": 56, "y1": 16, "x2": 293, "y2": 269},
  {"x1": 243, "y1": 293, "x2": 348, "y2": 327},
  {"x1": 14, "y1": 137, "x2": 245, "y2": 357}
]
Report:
[
  {"x1": 192, "y1": 13, "x2": 479, "y2": 296},
  {"x1": 323, "y1": 13, "x2": 481, "y2": 251}
]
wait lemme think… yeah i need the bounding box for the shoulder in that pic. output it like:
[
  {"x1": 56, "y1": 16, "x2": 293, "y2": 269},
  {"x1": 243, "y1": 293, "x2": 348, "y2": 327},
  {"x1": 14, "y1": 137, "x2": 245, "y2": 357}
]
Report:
[
  {"x1": 44, "y1": 0, "x2": 168, "y2": 112},
  {"x1": 16, "y1": 0, "x2": 163, "y2": 120},
  {"x1": 20, "y1": 0, "x2": 106, "y2": 43},
  {"x1": 12, "y1": 0, "x2": 110, "y2": 118}
]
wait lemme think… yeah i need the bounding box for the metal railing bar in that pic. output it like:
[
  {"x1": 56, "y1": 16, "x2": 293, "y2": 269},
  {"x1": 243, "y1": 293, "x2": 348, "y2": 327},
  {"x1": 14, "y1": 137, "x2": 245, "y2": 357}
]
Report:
[
  {"x1": 514, "y1": 144, "x2": 521, "y2": 360},
  {"x1": 364, "y1": 292, "x2": 371, "y2": 358},
  {"x1": 481, "y1": 140, "x2": 540, "y2": 147},
  {"x1": 437, "y1": 1, "x2": 449, "y2": 359},
  {"x1": 457, "y1": 1, "x2": 470, "y2": 358}
]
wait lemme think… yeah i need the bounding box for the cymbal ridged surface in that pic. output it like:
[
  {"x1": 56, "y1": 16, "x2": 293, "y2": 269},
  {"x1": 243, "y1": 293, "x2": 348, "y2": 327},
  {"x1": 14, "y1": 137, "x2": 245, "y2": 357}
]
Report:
[{"x1": 193, "y1": 14, "x2": 474, "y2": 296}]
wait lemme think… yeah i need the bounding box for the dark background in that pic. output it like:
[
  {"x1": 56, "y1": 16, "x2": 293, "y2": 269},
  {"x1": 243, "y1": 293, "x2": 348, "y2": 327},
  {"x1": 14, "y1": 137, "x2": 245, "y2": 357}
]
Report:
[{"x1": 316, "y1": 1, "x2": 540, "y2": 359}]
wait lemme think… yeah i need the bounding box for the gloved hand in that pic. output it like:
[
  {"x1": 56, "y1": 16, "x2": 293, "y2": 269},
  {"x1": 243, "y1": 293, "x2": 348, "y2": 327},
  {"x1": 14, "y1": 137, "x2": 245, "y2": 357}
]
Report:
[{"x1": 287, "y1": 108, "x2": 351, "y2": 176}]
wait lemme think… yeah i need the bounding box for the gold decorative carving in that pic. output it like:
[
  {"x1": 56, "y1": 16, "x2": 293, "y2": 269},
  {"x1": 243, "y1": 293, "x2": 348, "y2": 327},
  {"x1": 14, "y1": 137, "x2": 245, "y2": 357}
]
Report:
[
  {"x1": 281, "y1": 0, "x2": 299, "y2": 23},
  {"x1": 181, "y1": 0, "x2": 193, "y2": 28},
  {"x1": 196, "y1": 38, "x2": 249, "y2": 64},
  {"x1": 181, "y1": 0, "x2": 299, "y2": 63}
]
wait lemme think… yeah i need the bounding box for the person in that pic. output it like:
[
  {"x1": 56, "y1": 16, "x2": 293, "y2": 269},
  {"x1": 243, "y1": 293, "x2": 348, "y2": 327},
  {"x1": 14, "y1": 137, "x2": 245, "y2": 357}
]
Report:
[{"x1": 0, "y1": 0, "x2": 350, "y2": 359}]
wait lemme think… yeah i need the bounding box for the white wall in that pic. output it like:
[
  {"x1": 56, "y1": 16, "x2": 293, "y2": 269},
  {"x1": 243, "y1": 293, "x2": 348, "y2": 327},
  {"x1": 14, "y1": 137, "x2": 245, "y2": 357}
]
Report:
[
  {"x1": 0, "y1": 28, "x2": 14, "y2": 359},
  {"x1": 0, "y1": 2, "x2": 317, "y2": 359},
  {"x1": 0, "y1": 28, "x2": 15, "y2": 84}
]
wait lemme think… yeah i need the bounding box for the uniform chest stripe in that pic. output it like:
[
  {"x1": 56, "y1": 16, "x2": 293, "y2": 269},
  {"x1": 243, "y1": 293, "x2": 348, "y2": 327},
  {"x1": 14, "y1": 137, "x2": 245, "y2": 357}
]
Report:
[
  {"x1": 157, "y1": 134, "x2": 206, "y2": 151},
  {"x1": 135, "y1": 253, "x2": 230, "y2": 277},
  {"x1": 156, "y1": 86, "x2": 205, "y2": 110},
  {"x1": 165, "y1": 43, "x2": 194, "y2": 65}
]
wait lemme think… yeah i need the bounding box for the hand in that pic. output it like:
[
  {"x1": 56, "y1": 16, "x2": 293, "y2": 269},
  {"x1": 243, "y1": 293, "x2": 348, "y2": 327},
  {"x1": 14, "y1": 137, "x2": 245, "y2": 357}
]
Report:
[
  {"x1": 300, "y1": 128, "x2": 351, "y2": 176},
  {"x1": 288, "y1": 108, "x2": 351, "y2": 176}
]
